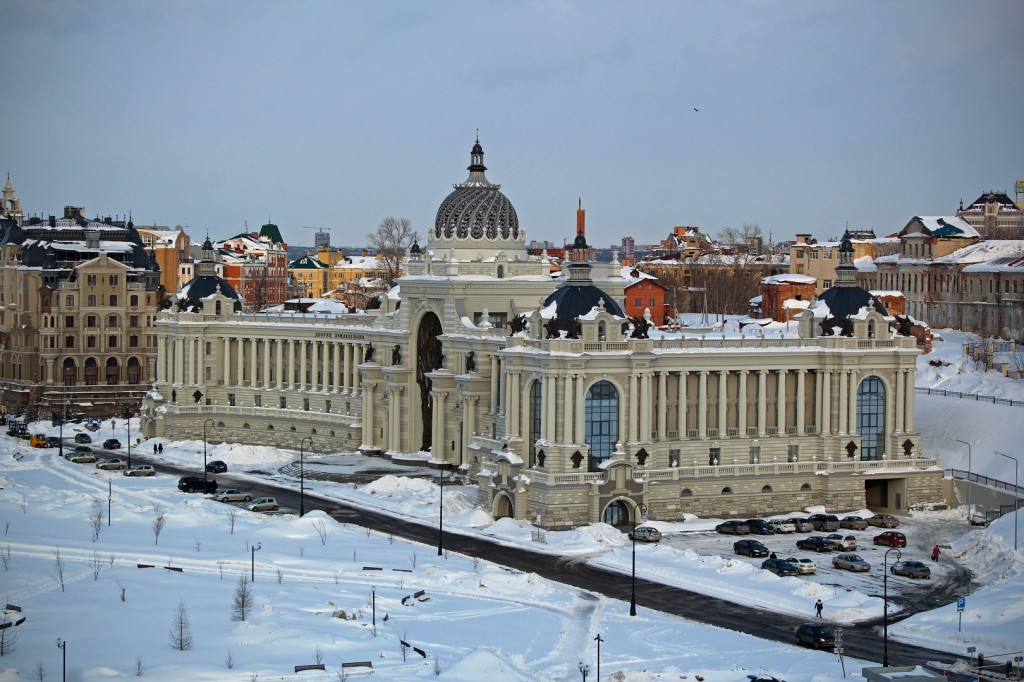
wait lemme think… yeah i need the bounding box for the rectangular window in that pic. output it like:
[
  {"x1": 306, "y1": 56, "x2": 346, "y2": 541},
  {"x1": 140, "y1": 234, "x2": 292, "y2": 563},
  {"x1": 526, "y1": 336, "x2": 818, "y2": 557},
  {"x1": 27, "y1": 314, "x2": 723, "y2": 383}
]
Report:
[
  {"x1": 749, "y1": 445, "x2": 760, "y2": 463},
  {"x1": 107, "y1": 335, "x2": 117, "y2": 348},
  {"x1": 66, "y1": 295, "x2": 74, "y2": 307},
  {"x1": 87, "y1": 275, "x2": 97, "y2": 286},
  {"x1": 809, "y1": 251, "x2": 819, "y2": 260},
  {"x1": 254, "y1": 395, "x2": 262, "y2": 407},
  {"x1": 228, "y1": 394, "x2": 235, "y2": 406},
  {"x1": 668, "y1": 449, "x2": 680, "y2": 467},
  {"x1": 109, "y1": 275, "x2": 118, "y2": 286},
  {"x1": 635, "y1": 298, "x2": 642, "y2": 307},
  {"x1": 65, "y1": 336, "x2": 75, "y2": 348},
  {"x1": 129, "y1": 315, "x2": 139, "y2": 327},
  {"x1": 129, "y1": 335, "x2": 139, "y2": 348},
  {"x1": 65, "y1": 316, "x2": 75, "y2": 328},
  {"x1": 325, "y1": 400, "x2": 331, "y2": 413},
  {"x1": 303, "y1": 398, "x2": 310, "y2": 411},
  {"x1": 205, "y1": 341, "x2": 211, "y2": 354},
  {"x1": 823, "y1": 280, "x2": 832, "y2": 288},
  {"x1": 788, "y1": 444, "x2": 799, "y2": 462},
  {"x1": 87, "y1": 295, "x2": 96, "y2": 306},
  {"x1": 87, "y1": 336, "x2": 97, "y2": 348},
  {"x1": 648, "y1": 298, "x2": 655, "y2": 307},
  {"x1": 709, "y1": 447, "x2": 721, "y2": 466},
  {"x1": 279, "y1": 397, "x2": 287, "y2": 409}
]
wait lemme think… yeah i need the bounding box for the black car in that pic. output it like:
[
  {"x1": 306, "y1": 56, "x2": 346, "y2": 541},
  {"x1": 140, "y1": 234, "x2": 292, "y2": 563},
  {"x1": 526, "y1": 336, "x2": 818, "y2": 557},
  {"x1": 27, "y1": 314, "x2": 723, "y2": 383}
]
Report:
[
  {"x1": 807, "y1": 514, "x2": 840, "y2": 531},
  {"x1": 74, "y1": 433, "x2": 92, "y2": 444},
  {"x1": 795, "y1": 536, "x2": 836, "y2": 552},
  {"x1": 734, "y1": 539, "x2": 770, "y2": 557},
  {"x1": 103, "y1": 438, "x2": 122, "y2": 449},
  {"x1": 178, "y1": 476, "x2": 218, "y2": 493},
  {"x1": 761, "y1": 558, "x2": 800, "y2": 576},
  {"x1": 206, "y1": 460, "x2": 228, "y2": 474},
  {"x1": 744, "y1": 519, "x2": 776, "y2": 535},
  {"x1": 796, "y1": 623, "x2": 835, "y2": 649}
]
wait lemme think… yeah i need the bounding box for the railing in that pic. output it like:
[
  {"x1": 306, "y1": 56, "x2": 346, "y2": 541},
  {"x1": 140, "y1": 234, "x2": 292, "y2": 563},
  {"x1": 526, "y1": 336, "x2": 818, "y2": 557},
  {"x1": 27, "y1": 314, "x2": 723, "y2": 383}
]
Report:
[
  {"x1": 916, "y1": 387, "x2": 1024, "y2": 407},
  {"x1": 945, "y1": 468, "x2": 1024, "y2": 497}
]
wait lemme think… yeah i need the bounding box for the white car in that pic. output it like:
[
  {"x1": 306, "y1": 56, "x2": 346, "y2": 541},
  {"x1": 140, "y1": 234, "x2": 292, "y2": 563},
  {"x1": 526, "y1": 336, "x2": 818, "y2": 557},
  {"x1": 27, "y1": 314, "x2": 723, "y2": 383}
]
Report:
[
  {"x1": 770, "y1": 519, "x2": 796, "y2": 533},
  {"x1": 245, "y1": 497, "x2": 279, "y2": 512},
  {"x1": 782, "y1": 557, "x2": 817, "y2": 574},
  {"x1": 215, "y1": 489, "x2": 253, "y2": 503},
  {"x1": 122, "y1": 465, "x2": 155, "y2": 477},
  {"x1": 825, "y1": 533, "x2": 858, "y2": 550}
]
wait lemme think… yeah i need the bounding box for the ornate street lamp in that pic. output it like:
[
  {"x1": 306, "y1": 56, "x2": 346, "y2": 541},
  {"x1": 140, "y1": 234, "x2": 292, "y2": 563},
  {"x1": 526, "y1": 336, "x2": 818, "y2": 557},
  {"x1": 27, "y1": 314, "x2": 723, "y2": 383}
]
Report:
[
  {"x1": 56, "y1": 638, "x2": 66, "y2": 682},
  {"x1": 251, "y1": 542, "x2": 261, "y2": 582},
  {"x1": 883, "y1": 547, "x2": 902, "y2": 666},
  {"x1": 630, "y1": 502, "x2": 648, "y2": 616},
  {"x1": 578, "y1": 661, "x2": 590, "y2": 681},
  {"x1": 299, "y1": 436, "x2": 314, "y2": 517},
  {"x1": 594, "y1": 633, "x2": 603, "y2": 681}
]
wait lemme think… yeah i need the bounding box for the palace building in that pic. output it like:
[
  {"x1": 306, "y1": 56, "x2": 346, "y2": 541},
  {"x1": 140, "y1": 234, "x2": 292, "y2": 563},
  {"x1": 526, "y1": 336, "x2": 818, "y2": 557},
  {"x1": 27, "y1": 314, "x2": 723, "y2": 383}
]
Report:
[{"x1": 141, "y1": 140, "x2": 943, "y2": 528}]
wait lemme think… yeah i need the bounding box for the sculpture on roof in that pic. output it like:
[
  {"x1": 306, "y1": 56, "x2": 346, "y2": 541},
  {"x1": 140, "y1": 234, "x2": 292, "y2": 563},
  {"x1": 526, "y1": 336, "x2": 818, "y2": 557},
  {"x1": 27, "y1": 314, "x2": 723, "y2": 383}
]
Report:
[
  {"x1": 544, "y1": 316, "x2": 561, "y2": 339},
  {"x1": 508, "y1": 314, "x2": 528, "y2": 335},
  {"x1": 837, "y1": 316, "x2": 854, "y2": 338},
  {"x1": 566, "y1": 317, "x2": 582, "y2": 339},
  {"x1": 892, "y1": 314, "x2": 913, "y2": 337},
  {"x1": 819, "y1": 315, "x2": 836, "y2": 336},
  {"x1": 628, "y1": 315, "x2": 651, "y2": 339},
  {"x1": 364, "y1": 344, "x2": 374, "y2": 363}
]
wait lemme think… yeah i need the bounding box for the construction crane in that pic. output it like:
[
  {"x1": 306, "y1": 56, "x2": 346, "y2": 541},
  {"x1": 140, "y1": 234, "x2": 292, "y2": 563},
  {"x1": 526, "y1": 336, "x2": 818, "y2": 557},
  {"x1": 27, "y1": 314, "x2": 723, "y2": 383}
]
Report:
[{"x1": 301, "y1": 226, "x2": 331, "y2": 249}]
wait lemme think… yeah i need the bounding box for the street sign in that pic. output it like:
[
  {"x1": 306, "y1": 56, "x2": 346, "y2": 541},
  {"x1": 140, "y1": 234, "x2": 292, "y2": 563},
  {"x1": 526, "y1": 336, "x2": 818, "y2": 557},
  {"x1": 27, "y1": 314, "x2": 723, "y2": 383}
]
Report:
[{"x1": 957, "y1": 597, "x2": 966, "y2": 611}]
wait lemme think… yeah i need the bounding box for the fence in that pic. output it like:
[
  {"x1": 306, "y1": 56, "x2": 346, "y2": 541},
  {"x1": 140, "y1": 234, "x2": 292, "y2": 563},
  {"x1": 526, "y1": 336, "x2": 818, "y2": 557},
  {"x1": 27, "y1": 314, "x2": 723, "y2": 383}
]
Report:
[
  {"x1": 945, "y1": 468, "x2": 1024, "y2": 498},
  {"x1": 916, "y1": 387, "x2": 1024, "y2": 408}
]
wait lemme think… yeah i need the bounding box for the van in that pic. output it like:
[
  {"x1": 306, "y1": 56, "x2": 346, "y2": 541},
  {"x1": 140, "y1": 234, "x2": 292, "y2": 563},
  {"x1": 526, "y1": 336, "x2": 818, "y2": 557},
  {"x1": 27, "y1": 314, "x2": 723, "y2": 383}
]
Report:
[{"x1": 29, "y1": 434, "x2": 49, "y2": 448}]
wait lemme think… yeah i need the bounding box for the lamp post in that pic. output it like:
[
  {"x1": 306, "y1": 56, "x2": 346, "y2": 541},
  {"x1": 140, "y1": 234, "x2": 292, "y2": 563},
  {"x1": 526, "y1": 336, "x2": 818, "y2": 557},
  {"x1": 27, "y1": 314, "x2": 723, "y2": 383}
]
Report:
[
  {"x1": 437, "y1": 466, "x2": 456, "y2": 556},
  {"x1": 56, "y1": 638, "x2": 66, "y2": 682},
  {"x1": 630, "y1": 502, "x2": 648, "y2": 616},
  {"x1": 251, "y1": 542, "x2": 261, "y2": 582},
  {"x1": 299, "y1": 436, "x2": 314, "y2": 517},
  {"x1": 58, "y1": 381, "x2": 68, "y2": 460},
  {"x1": 578, "y1": 661, "x2": 590, "y2": 681},
  {"x1": 594, "y1": 633, "x2": 603, "y2": 681},
  {"x1": 954, "y1": 439, "x2": 972, "y2": 527},
  {"x1": 883, "y1": 547, "x2": 902, "y2": 666},
  {"x1": 124, "y1": 407, "x2": 132, "y2": 468},
  {"x1": 996, "y1": 451, "x2": 1019, "y2": 552},
  {"x1": 202, "y1": 418, "x2": 216, "y2": 489}
]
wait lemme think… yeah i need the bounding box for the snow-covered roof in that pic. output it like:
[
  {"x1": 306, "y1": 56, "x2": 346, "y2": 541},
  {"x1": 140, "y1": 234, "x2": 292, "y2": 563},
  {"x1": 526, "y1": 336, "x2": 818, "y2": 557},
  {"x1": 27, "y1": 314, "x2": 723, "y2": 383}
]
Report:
[
  {"x1": 912, "y1": 216, "x2": 979, "y2": 239},
  {"x1": 761, "y1": 273, "x2": 816, "y2": 285}
]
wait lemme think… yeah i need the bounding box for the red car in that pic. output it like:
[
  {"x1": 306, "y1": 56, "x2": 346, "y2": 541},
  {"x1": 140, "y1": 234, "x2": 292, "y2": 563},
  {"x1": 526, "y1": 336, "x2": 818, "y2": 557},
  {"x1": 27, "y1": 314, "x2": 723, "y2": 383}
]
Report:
[{"x1": 873, "y1": 531, "x2": 907, "y2": 547}]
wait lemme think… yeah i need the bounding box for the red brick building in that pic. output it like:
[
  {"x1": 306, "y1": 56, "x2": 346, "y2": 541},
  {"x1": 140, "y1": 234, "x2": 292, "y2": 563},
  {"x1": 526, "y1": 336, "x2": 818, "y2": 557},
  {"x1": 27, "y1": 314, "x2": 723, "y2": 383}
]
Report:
[{"x1": 758, "y1": 273, "x2": 817, "y2": 322}]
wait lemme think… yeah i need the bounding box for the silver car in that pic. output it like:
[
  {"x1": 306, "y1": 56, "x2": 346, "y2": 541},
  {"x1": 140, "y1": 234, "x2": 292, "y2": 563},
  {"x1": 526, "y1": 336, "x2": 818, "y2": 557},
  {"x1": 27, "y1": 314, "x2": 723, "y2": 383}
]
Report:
[
  {"x1": 788, "y1": 518, "x2": 814, "y2": 533},
  {"x1": 245, "y1": 497, "x2": 279, "y2": 512},
  {"x1": 825, "y1": 533, "x2": 858, "y2": 550},
  {"x1": 215, "y1": 489, "x2": 253, "y2": 503},
  {"x1": 95, "y1": 458, "x2": 127, "y2": 471},
  {"x1": 783, "y1": 557, "x2": 817, "y2": 574},
  {"x1": 833, "y1": 553, "x2": 871, "y2": 572},
  {"x1": 770, "y1": 519, "x2": 797, "y2": 533},
  {"x1": 123, "y1": 465, "x2": 155, "y2": 477}
]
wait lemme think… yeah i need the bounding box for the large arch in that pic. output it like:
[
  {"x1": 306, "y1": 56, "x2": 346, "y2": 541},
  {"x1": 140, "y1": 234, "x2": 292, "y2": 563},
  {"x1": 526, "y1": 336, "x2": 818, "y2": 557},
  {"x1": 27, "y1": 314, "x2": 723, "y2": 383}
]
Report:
[
  {"x1": 416, "y1": 311, "x2": 444, "y2": 451},
  {"x1": 856, "y1": 375, "x2": 886, "y2": 460},
  {"x1": 492, "y1": 491, "x2": 514, "y2": 520},
  {"x1": 126, "y1": 356, "x2": 142, "y2": 384},
  {"x1": 601, "y1": 498, "x2": 631, "y2": 527},
  {"x1": 61, "y1": 358, "x2": 77, "y2": 385},
  {"x1": 585, "y1": 380, "x2": 619, "y2": 471},
  {"x1": 105, "y1": 357, "x2": 120, "y2": 385},
  {"x1": 84, "y1": 357, "x2": 98, "y2": 385}
]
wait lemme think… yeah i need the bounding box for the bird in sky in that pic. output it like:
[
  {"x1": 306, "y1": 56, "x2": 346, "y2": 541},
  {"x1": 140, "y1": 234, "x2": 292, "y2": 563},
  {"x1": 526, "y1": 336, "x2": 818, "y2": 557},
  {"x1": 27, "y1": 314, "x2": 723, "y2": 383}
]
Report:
[{"x1": 694, "y1": 107, "x2": 699, "y2": 112}]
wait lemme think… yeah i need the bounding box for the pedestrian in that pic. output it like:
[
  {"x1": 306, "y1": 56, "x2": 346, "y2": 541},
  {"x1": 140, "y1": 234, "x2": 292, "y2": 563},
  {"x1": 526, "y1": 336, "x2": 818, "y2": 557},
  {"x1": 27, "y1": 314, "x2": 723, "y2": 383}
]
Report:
[
  {"x1": 814, "y1": 599, "x2": 823, "y2": 618},
  {"x1": 931, "y1": 545, "x2": 940, "y2": 562},
  {"x1": 153, "y1": 443, "x2": 157, "y2": 455},
  {"x1": 769, "y1": 552, "x2": 777, "y2": 559},
  {"x1": 158, "y1": 443, "x2": 163, "y2": 454}
]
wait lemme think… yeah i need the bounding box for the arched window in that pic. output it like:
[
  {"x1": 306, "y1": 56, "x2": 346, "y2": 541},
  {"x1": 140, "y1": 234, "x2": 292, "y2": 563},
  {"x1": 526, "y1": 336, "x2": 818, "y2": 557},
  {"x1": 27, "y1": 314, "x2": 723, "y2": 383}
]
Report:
[
  {"x1": 267, "y1": 424, "x2": 275, "y2": 430},
  {"x1": 761, "y1": 485, "x2": 773, "y2": 494},
  {"x1": 598, "y1": 321, "x2": 606, "y2": 340},
  {"x1": 801, "y1": 483, "x2": 812, "y2": 491},
  {"x1": 585, "y1": 380, "x2": 619, "y2": 471},
  {"x1": 721, "y1": 487, "x2": 733, "y2": 495},
  {"x1": 856, "y1": 376, "x2": 886, "y2": 461},
  {"x1": 496, "y1": 265, "x2": 504, "y2": 279},
  {"x1": 528, "y1": 380, "x2": 542, "y2": 467},
  {"x1": 680, "y1": 488, "x2": 692, "y2": 497},
  {"x1": 243, "y1": 423, "x2": 251, "y2": 429}
]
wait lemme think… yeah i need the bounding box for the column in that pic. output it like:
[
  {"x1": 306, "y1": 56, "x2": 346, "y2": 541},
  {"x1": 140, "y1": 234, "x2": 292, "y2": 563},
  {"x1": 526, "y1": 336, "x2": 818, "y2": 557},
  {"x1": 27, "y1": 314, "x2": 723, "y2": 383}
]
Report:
[
  {"x1": 796, "y1": 369, "x2": 807, "y2": 434},
  {"x1": 194, "y1": 338, "x2": 203, "y2": 385},
  {"x1": 574, "y1": 374, "x2": 585, "y2": 444},
  {"x1": 322, "y1": 341, "x2": 331, "y2": 392},
  {"x1": 362, "y1": 384, "x2": 375, "y2": 449},
  {"x1": 697, "y1": 371, "x2": 708, "y2": 439},
  {"x1": 509, "y1": 372, "x2": 521, "y2": 437},
  {"x1": 904, "y1": 369, "x2": 915, "y2": 432},
  {"x1": 498, "y1": 359, "x2": 507, "y2": 416},
  {"x1": 249, "y1": 337, "x2": 258, "y2": 384},
  {"x1": 847, "y1": 370, "x2": 858, "y2": 435},
  {"x1": 639, "y1": 373, "x2": 651, "y2": 441},
  {"x1": 894, "y1": 368, "x2": 906, "y2": 433},
  {"x1": 542, "y1": 375, "x2": 555, "y2": 442},
  {"x1": 309, "y1": 341, "x2": 319, "y2": 391},
  {"x1": 275, "y1": 339, "x2": 283, "y2": 388},
  {"x1": 157, "y1": 335, "x2": 168, "y2": 384},
  {"x1": 838, "y1": 369, "x2": 849, "y2": 434},
  {"x1": 757, "y1": 369, "x2": 767, "y2": 437},
  {"x1": 490, "y1": 356, "x2": 500, "y2": 415},
  {"x1": 299, "y1": 341, "x2": 308, "y2": 391},
  {"x1": 235, "y1": 338, "x2": 244, "y2": 387},
  {"x1": 657, "y1": 371, "x2": 667, "y2": 440},
  {"x1": 175, "y1": 337, "x2": 184, "y2": 385},
  {"x1": 717, "y1": 370, "x2": 728, "y2": 435},
  {"x1": 263, "y1": 340, "x2": 271, "y2": 387},
  {"x1": 676, "y1": 371, "x2": 687, "y2": 437},
  {"x1": 466, "y1": 396, "x2": 477, "y2": 446},
  {"x1": 821, "y1": 370, "x2": 832, "y2": 435},
  {"x1": 223, "y1": 337, "x2": 231, "y2": 385},
  {"x1": 738, "y1": 370, "x2": 748, "y2": 435},
  {"x1": 343, "y1": 344, "x2": 352, "y2": 394},
  {"x1": 333, "y1": 343, "x2": 341, "y2": 394},
  {"x1": 629, "y1": 374, "x2": 639, "y2": 442},
  {"x1": 562, "y1": 375, "x2": 573, "y2": 443},
  {"x1": 776, "y1": 369, "x2": 787, "y2": 434}
]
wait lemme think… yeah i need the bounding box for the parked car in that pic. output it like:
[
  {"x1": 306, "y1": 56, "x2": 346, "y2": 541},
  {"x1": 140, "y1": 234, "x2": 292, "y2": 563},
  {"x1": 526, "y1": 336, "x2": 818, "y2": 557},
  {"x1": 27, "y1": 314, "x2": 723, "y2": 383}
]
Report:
[
  {"x1": 178, "y1": 476, "x2": 217, "y2": 493},
  {"x1": 890, "y1": 560, "x2": 931, "y2": 579},
  {"x1": 761, "y1": 558, "x2": 800, "y2": 576},
  {"x1": 788, "y1": 518, "x2": 814, "y2": 533},
  {"x1": 867, "y1": 513, "x2": 900, "y2": 528},
  {"x1": 832, "y1": 553, "x2": 871, "y2": 572},
  {"x1": 46, "y1": 436, "x2": 62, "y2": 448},
  {"x1": 770, "y1": 519, "x2": 797, "y2": 534},
  {"x1": 68, "y1": 450, "x2": 97, "y2": 463},
  {"x1": 84, "y1": 419, "x2": 101, "y2": 432},
  {"x1": 795, "y1": 536, "x2": 835, "y2": 553},
  {"x1": 807, "y1": 514, "x2": 840, "y2": 531},
  {"x1": 839, "y1": 515, "x2": 869, "y2": 530},
  {"x1": 123, "y1": 465, "x2": 155, "y2": 477},
  {"x1": 873, "y1": 531, "x2": 907, "y2": 547},
  {"x1": 734, "y1": 539, "x2": 770, "y2": 557},
  {"x1": 95, "y1": 458, "x2": 128, "y2": 471},
  {"x1": 825, "y1": 533, "x2": 858, "y2": 550},
  {"x1": 206, "y1": 460, "x2": 228, "y2": 474},
  {"x1": 74, "y1": 433, "x2": 92, "y2": 444},
  {"x1": 796, "y1": 623, "x2": 835, "y2": 649},
  {"x1": 628, "y1": 526, "x2": 662, "y2": 543},
  {"x1": 214, "y1": 489, "x2": 253, "y2": 503},
  {"x1": 68, "y1": 445, "x2": 92, "y2": 458},
  {"x1": 782, "y1": 557, "x2": 817, "y2": 574},
  {"x1": 744, "y1": 519, "x2": 776, "y2": 535},
  {"x1": 716, "y1": 520, "x2": 750, "y2": 535},
  {"x1": 245, "y1": 497, "x2": 279, "y2": 512},
  {"x1": 102, "y1": 438, "x2": 122, "y2": 450}
]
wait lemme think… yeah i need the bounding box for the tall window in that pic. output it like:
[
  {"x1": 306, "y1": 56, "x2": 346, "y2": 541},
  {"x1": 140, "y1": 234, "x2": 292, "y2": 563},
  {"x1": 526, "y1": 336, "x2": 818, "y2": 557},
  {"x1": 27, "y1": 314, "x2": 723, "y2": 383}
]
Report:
[
  {"x1": 585, "y1": 380, "x2": 618, "y2": 471},
  {"x1": 529, "y1": 380, "x2": 542, "y2": 467},
  {"x1": 856, "y1": 376, "x2": 886, "y2": 460}
]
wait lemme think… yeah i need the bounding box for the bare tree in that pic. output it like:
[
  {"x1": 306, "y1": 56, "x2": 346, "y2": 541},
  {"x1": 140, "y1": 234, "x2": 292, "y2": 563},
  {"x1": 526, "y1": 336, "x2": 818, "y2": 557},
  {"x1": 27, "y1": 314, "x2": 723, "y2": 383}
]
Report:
[
  {"x1": 0, "y1": 611, "x2": 17, "y2": 656},
  {"x1": 89, "y1": 498, "x2": 105, "y2": 543},
  {"x1": 226, "y1": 507, "x2": 239, "y2": 535},
  {"x1": 134, "y1": 655, "x2": 146, "y2": 676},
  {"x1": 689, "y1": 224, "x2": 769, "y2": 318},
  {"x1": 314, "y1": 645, "x2": 324, "y2": 665},
  {"x1": 312, "y1": 518, "x2": 329, "y2": 545},
  {"x1": 232, "y1": 575, "x2": 254, "y2": 621},
  {"x1": 33, "y1": 661, "x2": 45, "y2": 680},
  {"x1": 225, "y1": 650, "x2": 235, "y2": 669},
  {"x1": 168, "y1": 600, "x2": 193, "y2": 650},
  {"x1": 90, "y1": 551, "x2": 103, "y2": 581},
  {"x1": 366, "y1": 217, "x2": 419, "y2": 288},
  {"x1": 52, "y1": 548, "x2": 66, "y2": 592},
  {"x1": 152, "y1": 510, "x2": 167, "y2": 545}
]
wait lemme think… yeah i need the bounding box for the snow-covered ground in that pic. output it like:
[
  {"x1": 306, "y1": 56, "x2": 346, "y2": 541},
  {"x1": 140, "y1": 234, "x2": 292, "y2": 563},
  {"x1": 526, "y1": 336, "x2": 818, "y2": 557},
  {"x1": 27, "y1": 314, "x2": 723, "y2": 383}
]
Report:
[{"x1": 0, "y1": 327, "x2": 1021, "y2": 681}]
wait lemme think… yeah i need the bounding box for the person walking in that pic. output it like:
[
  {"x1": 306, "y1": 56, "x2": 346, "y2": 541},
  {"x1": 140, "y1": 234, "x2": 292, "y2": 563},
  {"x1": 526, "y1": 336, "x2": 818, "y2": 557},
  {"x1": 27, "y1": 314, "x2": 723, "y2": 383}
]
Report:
[
  {"x1": 931, "y1": 545, "x2": 940, "y2": 562},
  {"x1": 814, "y1": 599, "x2": 824, "y2": 618}
]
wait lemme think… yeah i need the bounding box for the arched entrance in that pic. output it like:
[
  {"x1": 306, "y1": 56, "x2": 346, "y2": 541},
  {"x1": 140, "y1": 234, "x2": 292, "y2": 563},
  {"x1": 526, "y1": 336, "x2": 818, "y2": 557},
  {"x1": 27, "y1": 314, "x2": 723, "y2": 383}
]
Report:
[
  {"x1": 84, "y1": 358, "x2": 98, "y2": 385},
  {"x1": 601, "y1": 499, "x2": 630, "y2": 527},
  {"x1": 416, "y1": 312, "x2": 443, "y2": 451},
  {"x1": 126, "y1": 357, "x2": 141, "y2": 384},
  {"x1": 62, "y1": 358, "x2": 77, "y2": 385},
  {"x1": 105, "y1": 358, "x2": 120, "y2": 385},
  {"x1": 492, "y1": 492, "x2": 514, "y2": 519}
]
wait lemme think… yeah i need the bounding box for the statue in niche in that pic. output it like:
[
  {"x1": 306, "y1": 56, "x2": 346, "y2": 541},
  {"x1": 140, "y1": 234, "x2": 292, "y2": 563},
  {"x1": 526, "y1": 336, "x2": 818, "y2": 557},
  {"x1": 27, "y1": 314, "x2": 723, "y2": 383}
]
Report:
[
  {"x1": 636, "y1": 448, "x2": 649, "y2": 466},
  {"x1": 508, "y1": 314, "x2": 528, "y2": 335},
  {"x1": 629, "y1": 315, "x2": 650, "y2": 339},
  {"x1": 192, "y1": 390, "x2": 203, "y2": 403},
  {"x1": 465, "y1": 351, "x2": 476, "y2": 373},
  {"x1": 537, "y1": 450, "x2": 545, "y2": 468},
  {"x1": 902, "y1": 439, "x2": 914, "y2": 457},
  {"x1": 171, "y1": 389, "x2": 177, "y2": 403},
  {"x1": 392, "y1": 344, "x2": 401, "y2": 366},
  {"x1": 845, "y1": 441, "x2": 858, "y2": 458},
  {"x1": 544, "y1": 316, "x2": 561, "y2": 339},
  {"x1": 364, "y1": 344, "x2": 374, "y2": 362},
  {"x1": 571, "y1": 451, "x2": 583, "y2": 469},
  {"x1": 567, "y1": 317, "x2": 582, "y2": 339}
]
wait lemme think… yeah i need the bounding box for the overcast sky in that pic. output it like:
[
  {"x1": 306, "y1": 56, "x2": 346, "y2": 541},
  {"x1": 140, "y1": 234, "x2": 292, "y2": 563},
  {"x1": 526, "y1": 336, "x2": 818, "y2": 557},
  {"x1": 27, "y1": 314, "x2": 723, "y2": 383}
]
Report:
[{"x1": 2, "y1": 0, "x2": 1022, "y2": 250}]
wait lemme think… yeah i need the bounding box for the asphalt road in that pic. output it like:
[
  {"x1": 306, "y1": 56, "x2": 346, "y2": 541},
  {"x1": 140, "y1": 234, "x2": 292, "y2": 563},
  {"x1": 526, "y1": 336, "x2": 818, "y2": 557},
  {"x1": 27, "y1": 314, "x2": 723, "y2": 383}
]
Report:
[{"x1": 124, "y1": 448, "x2": 966, "y2": 671}]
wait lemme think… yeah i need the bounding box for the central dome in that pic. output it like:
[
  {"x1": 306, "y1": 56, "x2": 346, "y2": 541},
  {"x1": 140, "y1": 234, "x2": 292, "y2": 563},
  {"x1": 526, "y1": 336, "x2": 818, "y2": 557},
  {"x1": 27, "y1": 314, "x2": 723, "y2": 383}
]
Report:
[{"x1": 433, "y1": 139, "x2": 520, "y2": 243}]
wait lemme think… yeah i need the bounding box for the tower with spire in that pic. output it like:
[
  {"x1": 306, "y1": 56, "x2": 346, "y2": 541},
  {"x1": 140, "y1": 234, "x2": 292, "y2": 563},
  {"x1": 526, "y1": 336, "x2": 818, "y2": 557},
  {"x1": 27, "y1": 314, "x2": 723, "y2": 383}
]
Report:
[{"x1": 1, "y1": 174, "x2": 23, "y2": 226}]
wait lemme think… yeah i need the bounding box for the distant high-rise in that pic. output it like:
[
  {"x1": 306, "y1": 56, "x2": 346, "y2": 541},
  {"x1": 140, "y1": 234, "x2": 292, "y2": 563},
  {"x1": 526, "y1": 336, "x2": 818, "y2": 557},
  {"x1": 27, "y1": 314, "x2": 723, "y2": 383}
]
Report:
[
  {"x1": 620, "y1": 236, "x2": 635, "y2": 264},
  {"x1": 314, "y1": 228, "x2": 331, "y2": 249}
]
